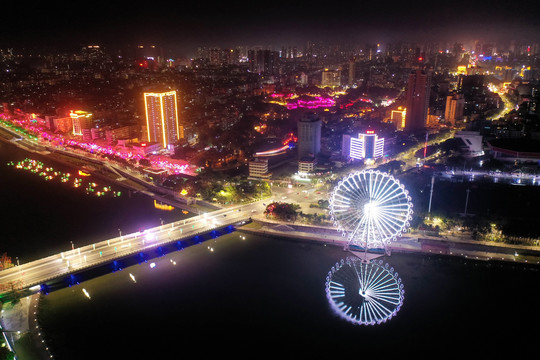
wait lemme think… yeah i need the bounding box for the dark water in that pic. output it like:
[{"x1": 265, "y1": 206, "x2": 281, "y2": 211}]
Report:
[
  {"x1": 0, "y1": 140, "x2": 189, "y2": 263},
  {"x1": 2, "y1": 140, "x2": 540, "y2": 358}
]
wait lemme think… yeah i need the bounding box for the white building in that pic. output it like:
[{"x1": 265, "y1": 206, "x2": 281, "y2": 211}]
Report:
[
  {"x1": 298, "y1": 156, "x2": 317, "y2": 174},
  {"x1": 248, "y1": 158, "x2": 271, "y2": 179},
  {"x1": 454, "y1": 131, "x2": 484, "y2": 158},
  {"x1": 344, "y1": 131, "x2": 385, "y2": 160}
]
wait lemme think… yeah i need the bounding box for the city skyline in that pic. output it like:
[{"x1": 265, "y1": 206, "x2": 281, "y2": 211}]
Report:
[
  {"x1": 3, "y1": 1, "x2": 540, "y2": 56},
  {"x1": 2, "y1": 2, "x2": 540, "y2": 360}
]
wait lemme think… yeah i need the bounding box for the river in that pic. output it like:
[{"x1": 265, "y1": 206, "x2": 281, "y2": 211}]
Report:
[{"x1": 1, "y1": 139, "x2": 540, "y2": 359}]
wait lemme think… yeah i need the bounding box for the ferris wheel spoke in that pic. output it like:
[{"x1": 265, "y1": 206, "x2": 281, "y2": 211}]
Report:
[
  {"x1": 350, "y1": 212, "x2": 369, "y2": 241},
  {"x1": 327, "y1": 258, "x2": 405, "y2": 326},
  {"x1": 372, "y1": 283, "x2": 400, "y2": 296},
  {"x1": 328, "y1": 171, "x2": 411, "y2": 325},
  {"x1": 367, "y1": 297, "x2": 392, "y2": 321},
  {"x1": 376, "y1": 186, "x2": 405, "y2": 206},
  {"x1": 377, "y1": 210, "x2": 406, "y2": 229},
  {"x1": 330, "y1": 170, "x2": 413, "y2": 249},
  {"x1": 371, "y1": 173, "x2": 390, "y2": 201}
]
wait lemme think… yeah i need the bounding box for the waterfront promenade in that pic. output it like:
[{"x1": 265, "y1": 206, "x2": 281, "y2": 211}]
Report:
[
  {"x1": 238, "y1": 215, "x2": 540, "y2": 265},
  {"x1": 3, "y1": 213, "x2": 540, "y2": 359}
]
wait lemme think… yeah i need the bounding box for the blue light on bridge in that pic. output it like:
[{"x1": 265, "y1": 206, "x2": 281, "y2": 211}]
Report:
[
  {"x1": 157, "y1": 246, "x2": 165, "y2": 257},
  {"x1": 67, "y1": 274, "x2": 79, "y2": 287},
  {"x1": 40, "y1": 284, "x2": 49, "y2": 295},
  {"x1": 112, "y1": 260, "x2": 123, "y2": 272},
  {"x1": 138, "y1": 252, "x2": 148, "y2": 264}
]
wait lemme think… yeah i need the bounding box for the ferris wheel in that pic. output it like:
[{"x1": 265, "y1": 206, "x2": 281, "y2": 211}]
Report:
[
  {"x1": 329, "y1": 170, "x2": 413, "y2": 249},
  {"x1": 325, "y1": 257, "x2": 405, "y2": 325}
]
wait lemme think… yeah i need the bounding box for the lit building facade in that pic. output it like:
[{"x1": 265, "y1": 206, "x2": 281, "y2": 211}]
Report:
[
  {"x1": 322, "y1": 69, "x2": 341, "y2": 87},
  {"x1": 144, "y1": 90, "x2": 183, "y2": 149},
  {"x1": 70, "y1": 110, "x2": 93, "y2": 136},
  {"x1": 445, "y1": 93, "x2": 465, "y2": 126},
  {"x1": 348, "y1": 131, "x2": 385, "y2": 160},
  {"x1": 391, "y1": 107, "x2": 407, "y2": 130},
  {"x1": 52, "y1": 116, "x2": 72, "y2": 133}
]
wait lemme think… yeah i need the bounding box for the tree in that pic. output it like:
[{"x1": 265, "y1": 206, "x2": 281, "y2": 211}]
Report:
[
  {"x1": 264, "y1": 202, "x2": 299, "y2": 221},
  {"x1": 0, "y1": 253, "x2": 14, "y2": 271},
  {"x1": 439, "y1": 138, "x2": 463, "y2": 156},
  {"x1": 0, "y1": 346, "x2": 15, "y2": 360}
]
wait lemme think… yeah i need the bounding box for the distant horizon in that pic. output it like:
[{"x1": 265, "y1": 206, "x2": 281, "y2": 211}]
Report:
[
  {"x1": 3, "y1": 1, "x2": 540, "y2": 57},
  {"x1": 4, "y1": 32, "x2": 540, "y2": 59}
]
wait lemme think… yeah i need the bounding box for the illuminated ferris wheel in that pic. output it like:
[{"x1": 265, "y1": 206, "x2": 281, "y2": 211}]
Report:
[
  {"x1": 329, "y1": 170, "x2": 413, "y2": 250},
  {"x1": 325, "y1": 257, "x2": 405, "y2": 325}
]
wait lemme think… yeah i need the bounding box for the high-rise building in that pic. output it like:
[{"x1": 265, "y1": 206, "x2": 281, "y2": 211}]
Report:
[
  {"x1": 345, "y1": 131, "x2": 385, "y2": 160},
  {"x1": 445, "y1": 93, "x2": 465, "y2": 126},
  {"x1": 405, "y1": 69, "x2": 431, "y2": 132},
  {"x1": 348, "y1": 57, "x2": 356, "y2": 86},
  {"x1": 297, "y1": 113, "x2": 321, "y2": 159},
  {"x1": 321, "y1": 69, "x2": 341, "y2": 87},
  {"x1": 248, "y1": 49, "x2": 278, "y2": 75},
  {"x1": 70, "y1": 110, "x2": 93, "y2": 136},
  {"x1": 144, "y1": 90, "x2": 183, "y2": 150}
]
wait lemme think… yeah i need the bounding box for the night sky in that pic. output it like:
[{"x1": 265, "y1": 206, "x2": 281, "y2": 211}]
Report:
[{"x1": 3, "y1": 1, "x2": 540, "y2": 56}]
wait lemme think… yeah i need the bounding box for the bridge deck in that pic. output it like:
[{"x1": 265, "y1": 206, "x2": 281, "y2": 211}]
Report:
[{"x1": 0, "y1": 206, "x2": 252, "y2": 295}]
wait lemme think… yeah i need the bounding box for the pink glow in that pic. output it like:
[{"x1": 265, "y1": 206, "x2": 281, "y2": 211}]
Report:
[
  {"x1": 2, "y1": 113, "x2": 195, "y2": 176},
  {"x1": 286, "y1": 96, "x2": 335, "y2": 109}
]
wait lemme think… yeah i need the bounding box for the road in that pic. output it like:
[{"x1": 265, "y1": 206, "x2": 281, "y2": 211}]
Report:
[{"x1": 0, "y1": 201, "x2": 266, "y2": 295}]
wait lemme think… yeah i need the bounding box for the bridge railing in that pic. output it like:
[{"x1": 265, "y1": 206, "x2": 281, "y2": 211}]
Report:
[{"x1": 0, "y1": 212, "x2": 252, "y2": 295}]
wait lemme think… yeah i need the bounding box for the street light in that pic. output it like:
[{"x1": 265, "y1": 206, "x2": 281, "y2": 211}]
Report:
[
  {"x1": 428, "y1": 175, "x2": 434, "y2": 215},
  {"x1": 464, "y1": 188, "x2": 470, "y2": 217}
]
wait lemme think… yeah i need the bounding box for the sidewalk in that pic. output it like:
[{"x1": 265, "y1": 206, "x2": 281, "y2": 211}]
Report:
[
  {"x1": 240, "y1": 216, "x2": 540, "y2": 265},
  {"x1": 1, "y1": 292, "x2": 53, "y2": 359}
]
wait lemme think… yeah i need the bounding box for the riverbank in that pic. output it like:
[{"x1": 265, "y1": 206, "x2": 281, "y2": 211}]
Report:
[
  {"x1": 3, "y1": 214, "x2": 540, "y2": 359},
  {"x1": 0, "y1": 126, "x2": 218, "y2": 215},
  {"x1": 238, "y1": 215, "x2": 540, "y2": 265}
]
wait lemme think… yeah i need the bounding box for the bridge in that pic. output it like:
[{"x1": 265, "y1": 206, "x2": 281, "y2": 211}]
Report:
[{"x1": 0, "y1": 201, "x2": 264, "y2": 296}]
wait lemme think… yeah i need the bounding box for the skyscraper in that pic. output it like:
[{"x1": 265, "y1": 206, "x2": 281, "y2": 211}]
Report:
[
  {"x1": 348, "y1": 57, "x2": 356, "y2": 86},
  {"x1": 405, "y1": 69, "x2": 431, "y2": 132},
  {"x1": 297, "y1": 113, "x2": 321, "y2": 159},
  {"x1": 144, "y1": 90, "x2": 183, "y2": 149},
  {"x1": 248, "y1": 49, "x2": 278, "y2": 75}
]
